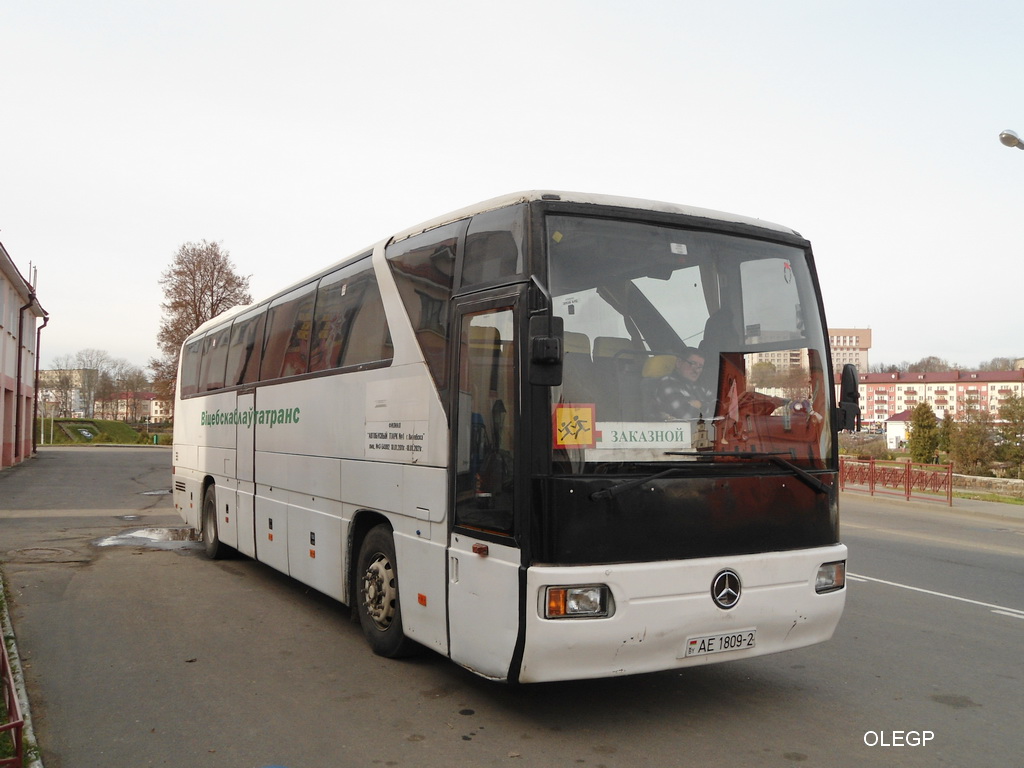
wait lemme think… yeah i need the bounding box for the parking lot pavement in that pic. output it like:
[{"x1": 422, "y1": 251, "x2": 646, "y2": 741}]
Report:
[{"x1": 1, "y1": 446, "x2": 176, "y2": 768}]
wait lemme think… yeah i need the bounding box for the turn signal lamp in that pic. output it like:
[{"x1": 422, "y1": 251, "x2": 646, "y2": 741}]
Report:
[
  {"x1": 815, "y1": 561, "x2": 846, "y2": 593},
  {"x1": 544, "y1": 585, "x2": 612, "y2": 619}
]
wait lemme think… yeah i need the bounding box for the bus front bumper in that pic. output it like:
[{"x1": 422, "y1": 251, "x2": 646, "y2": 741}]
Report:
[{"x1": 517, "y1": 544, "x2": 847, "y2": 684}]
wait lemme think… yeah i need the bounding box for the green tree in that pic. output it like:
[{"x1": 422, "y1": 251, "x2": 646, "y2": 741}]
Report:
[
  {"x1": 907, "y1": 402, "x2": 939, "y2": 463},
  {"x1": 997, "y1": 392, "x2": 1024, "y2": 476},
  {"x1": 949, "y1": 406, "x2": 995, "y2": 475},
  {"x1": 937, "y1": 410, "x2": 954, "y2": 453}
]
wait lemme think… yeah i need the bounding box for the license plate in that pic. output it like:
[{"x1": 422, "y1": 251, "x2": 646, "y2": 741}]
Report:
[{"x1": 684, "y1": 629, "x2": 756, "y2": 657}]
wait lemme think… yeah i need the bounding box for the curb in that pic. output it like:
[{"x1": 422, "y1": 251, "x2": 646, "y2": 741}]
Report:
[
  {"x1": 36, "y1": 443, "x2": 171, "y2": 449},
  {"x1": 0, "y1": 570, "x2": 43, "y2": 768}
]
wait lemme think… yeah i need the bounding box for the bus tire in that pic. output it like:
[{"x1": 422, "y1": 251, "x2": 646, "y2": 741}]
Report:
[
  {"x1": 201, "y1": 485, "x2": 227, "y2": 560},
  {"x1": 356, "y1": 525, "x2": 416, "y2": 658}
]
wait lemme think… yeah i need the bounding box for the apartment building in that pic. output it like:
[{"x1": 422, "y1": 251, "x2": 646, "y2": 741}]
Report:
[
  {"x1": 1, "y1": 241, "x2": 47, "y2": 468},
  {"x1": 94, "y1": 391, "x2": 172, "y2": 423},
  {"x1": 747, "y1": 327, "x2": 869, "y2": 378},
  {"x1": 858, "y1": 369, "x2": 1024, "y2": 424},
  {"x1": 829, "y1": 327, "x2": 871, "y2": 375}
]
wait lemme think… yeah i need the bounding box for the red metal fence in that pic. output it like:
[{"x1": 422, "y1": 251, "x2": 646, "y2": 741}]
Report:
[
  {"x1": 840, "y1": 457, "x2": 953, "y2": 506},
  {"x1": 0, "y1": 632, "x2": 24, "y2": 767}
]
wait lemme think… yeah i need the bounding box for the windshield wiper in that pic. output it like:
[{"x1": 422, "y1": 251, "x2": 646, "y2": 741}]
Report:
[
  {"x1": 590, "y1": 467, "x2": 694, "y2": 501},
  {"x1": 665, "y1": 451, "x2": 830, "y2": 495}
]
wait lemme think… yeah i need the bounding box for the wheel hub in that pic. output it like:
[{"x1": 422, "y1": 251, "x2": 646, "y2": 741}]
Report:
[{"x1": 363, "y1": 554, "x2": 396, "y2": 630}]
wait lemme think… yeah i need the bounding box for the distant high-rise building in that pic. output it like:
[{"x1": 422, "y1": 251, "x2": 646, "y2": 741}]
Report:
[{"x1": 829, "y1": 328, "x2": 871, "y2": 375}]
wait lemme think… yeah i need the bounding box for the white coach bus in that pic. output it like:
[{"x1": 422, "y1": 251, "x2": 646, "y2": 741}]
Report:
[{"x1": 172, "y1": 191, "x2": 859, "y2": 683}]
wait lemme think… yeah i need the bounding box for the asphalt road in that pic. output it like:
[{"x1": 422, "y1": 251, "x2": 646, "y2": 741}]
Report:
[{"x1": 1, "y1": 447, "x2": 1022, "y2": 767}]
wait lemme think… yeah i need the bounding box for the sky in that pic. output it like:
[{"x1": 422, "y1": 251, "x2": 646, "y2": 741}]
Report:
[{"x1": 2, "y1": 1, "x2": 1023, "y2": 372}]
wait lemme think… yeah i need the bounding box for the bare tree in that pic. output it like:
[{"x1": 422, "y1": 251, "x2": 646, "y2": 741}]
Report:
[
  {"x1": 749, "y1": 361, "x2": 778, "y2": 389},
  {"x1": 75, "y1": 348, "x2": 112, "y2": 417},
  {"x1": 95, "y1": 360, "x2": 128, "y2": 419},
  {"x1": 148, "y1": 356, "x2": 178, "y2": 402},
  {"x1": 978, "y1": 357, "x2": 1019, "y2": 372},
  {"x1": 47, "y1": 354, "x2": 77, "y2": 417},
  {"x1": 869, "y1": 362, "x2": 906, "y2": 373},
  {"x1": 907, "y1": 356, "x2": 953, "y2": 373},
  {"x1": 96, "y1": 368, "x2": 116, "y2": 406},
  {"x1": 120, "y1": 365, "x2": 151, "y2": 422},
  {"x1": 150, "y1": 240, "x2": 251, "y2": 397},
  {"x1": 100, "y1": 359, "x2": 150, "y2": 421}
]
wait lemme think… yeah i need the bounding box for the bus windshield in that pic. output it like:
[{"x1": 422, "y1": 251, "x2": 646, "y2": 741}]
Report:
[{"x1": 547, "y1": 214, "x2": 832, "y2": 470}]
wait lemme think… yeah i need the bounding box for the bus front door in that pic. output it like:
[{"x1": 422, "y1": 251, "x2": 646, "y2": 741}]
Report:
[{"x1": 447, "y1": 299, "x2": 523, "y2": 681}]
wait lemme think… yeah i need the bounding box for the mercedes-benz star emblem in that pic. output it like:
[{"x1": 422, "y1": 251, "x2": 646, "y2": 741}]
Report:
[{"x1": 711, "y1": 569, "x2": 741, "y2": 609}]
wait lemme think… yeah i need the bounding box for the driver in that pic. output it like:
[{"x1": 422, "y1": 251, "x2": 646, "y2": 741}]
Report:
[{"x1": 653, "y1": 348, "x2": 714, "y2": 421}]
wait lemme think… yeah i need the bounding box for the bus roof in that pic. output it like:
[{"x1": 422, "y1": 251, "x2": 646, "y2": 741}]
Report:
[
  {"x1": 189, "y1": 301, "x2": 257, "y2": 337},
  {"x1": 186, "y1": 191, "x2": 801, "y2": 341},
  {"x1": 390, "y1": 190, "x2": 801, "y2": 243}
]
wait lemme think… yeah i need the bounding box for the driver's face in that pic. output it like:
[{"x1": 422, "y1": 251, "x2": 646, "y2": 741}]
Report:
[{"x1": 679, "y1": 355, "x2": 704, "y2": 382}]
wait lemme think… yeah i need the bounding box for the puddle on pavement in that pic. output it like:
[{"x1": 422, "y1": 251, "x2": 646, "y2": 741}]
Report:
[{"x1": 93, "y1": 527, "x2": 202, "y2": 551}]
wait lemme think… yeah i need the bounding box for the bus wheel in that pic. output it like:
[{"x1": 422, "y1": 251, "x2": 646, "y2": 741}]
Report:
[
  {"x1": 201, "y1": 485, "x2": 226, "y2": 560},
  {"x1": 356, "y1": 525, "x2": 416, "y2": 658}
]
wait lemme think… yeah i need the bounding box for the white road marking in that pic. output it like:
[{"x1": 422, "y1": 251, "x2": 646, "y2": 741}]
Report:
[{"x1": 848, "y1": 572, "x2": 1024, "y2": 620}]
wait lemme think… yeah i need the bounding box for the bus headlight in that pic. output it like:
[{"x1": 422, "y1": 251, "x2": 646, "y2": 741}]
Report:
[
  {"x1": 815, "y1": 561, "x2": 846, "y2": 593},
  {"x1": 544, "y1": 585, "x2": 612, "y2": 619}
]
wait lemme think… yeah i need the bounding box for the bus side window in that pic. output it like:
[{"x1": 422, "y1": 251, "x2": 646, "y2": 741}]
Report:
[
  {"x1": 309, "y1": 256, "x2": 392, "y2": 372},
  {"x1": 462, "y1": 205, "x2": 525, "y2": 289},
  {"x1": 180, "y1": 336, "x2": 204, "y2": 397},
  {"x1": 261, "y1": 284, "x2": 316, "y2": 381},
  {"x1": 198, "y1": 326, "x2": 231, "y2": 392},
  {"x1": 309, "y1": 269, "x2": 349, "y2": 372},
  {"x1": 387, "y1": 220, "x2": 465, "y2": 402},
  {"x1": 341, "y1": 268, "x2": 392, "y2": 367},
  {"x1": 225, "y1": 309, "x2": 266, "y2": 386}
]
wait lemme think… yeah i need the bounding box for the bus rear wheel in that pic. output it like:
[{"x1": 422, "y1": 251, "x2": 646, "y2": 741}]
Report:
[
  {"x1": 356, "y1": 525, "x2": 416, "y2": 658},
  {"x1": 201, "y1": 485, "x2": 227, "y2": 560}
]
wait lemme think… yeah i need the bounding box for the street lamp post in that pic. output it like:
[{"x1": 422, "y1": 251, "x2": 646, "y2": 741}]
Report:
[{"x1": 999, "y1": 129, "x2": 1023, "y2": 150}]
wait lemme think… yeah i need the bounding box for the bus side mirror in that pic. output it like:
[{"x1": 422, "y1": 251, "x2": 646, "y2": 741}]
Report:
[
  {"x1": 835, "y1": 363, "x2": 861, "y2": 432},
  {"x1": 529, "y1": 315, "x2": 563, "y2": 386}
]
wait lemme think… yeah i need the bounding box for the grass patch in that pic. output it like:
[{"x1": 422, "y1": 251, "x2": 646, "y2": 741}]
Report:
[
  {"x1": 952, "y1": 491, "x2": 1024, "y2": 506},
  {"x1": 36, "y1": 418, "x2": 161, "y2": 445}
]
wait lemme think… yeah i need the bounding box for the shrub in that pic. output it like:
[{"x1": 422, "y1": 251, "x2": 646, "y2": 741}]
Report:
[{"x1": 839, "y1": 434, "x2": 893, "y2": 460}]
